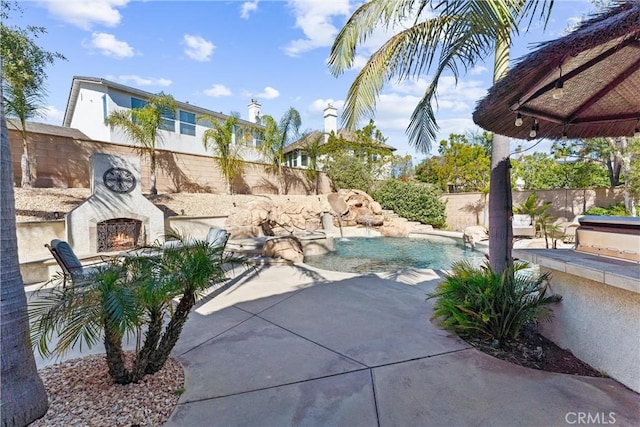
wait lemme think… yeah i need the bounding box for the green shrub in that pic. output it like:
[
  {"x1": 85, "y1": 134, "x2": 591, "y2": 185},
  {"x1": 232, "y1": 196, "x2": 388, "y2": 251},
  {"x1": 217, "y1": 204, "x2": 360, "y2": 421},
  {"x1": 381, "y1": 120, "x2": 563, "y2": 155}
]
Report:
[
  {"x1": 583, "y1": 203, "x2": 628, "y2": 216},
  {"x1": 372, "y1": 179, "x2": 447, "y2": 227},
  {"x1": 427, "y1": 261, "x2": 561, "y2": 345}
]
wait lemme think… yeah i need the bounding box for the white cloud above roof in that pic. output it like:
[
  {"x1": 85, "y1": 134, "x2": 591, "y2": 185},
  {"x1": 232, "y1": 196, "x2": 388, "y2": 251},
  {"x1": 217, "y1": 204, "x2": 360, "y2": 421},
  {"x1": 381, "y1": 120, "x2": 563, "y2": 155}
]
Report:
[
  {"x1": 38, "y1": 105, "x2": 64, "y2": 125},
  {"x1": 284, "y1": 0, "x2": 350, "y2": 57},
  {"x1": 256, "y1": 86, "x2": 280, "y2": 100},
  {"x1": 110, "y1": 75, "x2": 172, "y2": 87},
  {"x1": 41, "y1": 0, "x2": 129, "y2": 30},
  {"x1": 204, "y1": 84, "x2": 233, "y2": 97},
  {"x1": 183, "y1": 35, "x2": 215, "y2": 61},
  {"x1": 86, "y1": 32, "x2": 134, "y2": 58},
  {"x1": 240, "y1": 0, "x2": 259, "y2": 19},
  {"x1": 309, "y1": 98, "x2": 345, "y2": 115}
]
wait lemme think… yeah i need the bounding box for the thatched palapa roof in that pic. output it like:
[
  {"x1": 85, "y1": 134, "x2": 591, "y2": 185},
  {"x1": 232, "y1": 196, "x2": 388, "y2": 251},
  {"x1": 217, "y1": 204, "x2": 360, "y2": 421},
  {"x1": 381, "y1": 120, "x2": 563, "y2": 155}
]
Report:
[{"x1": 473, "y1": 0, "x2": 640, "y2": 140}]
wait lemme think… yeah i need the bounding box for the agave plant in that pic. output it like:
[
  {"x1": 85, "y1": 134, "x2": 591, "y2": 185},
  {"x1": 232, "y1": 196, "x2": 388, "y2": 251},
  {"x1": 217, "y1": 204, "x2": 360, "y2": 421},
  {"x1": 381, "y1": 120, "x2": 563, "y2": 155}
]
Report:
[
  {"x1": 30, "y1": 232, "x2": 234, "y2": 384},
  {"x1": 427, "y1": 260, "x2": 561, "y2": 345}
]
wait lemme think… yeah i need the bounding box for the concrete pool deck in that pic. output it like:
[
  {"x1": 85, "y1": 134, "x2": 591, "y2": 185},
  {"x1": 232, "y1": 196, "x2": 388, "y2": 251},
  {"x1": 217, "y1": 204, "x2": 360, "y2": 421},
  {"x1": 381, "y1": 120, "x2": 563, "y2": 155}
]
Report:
[{"x1": 159, "y1": 263, "x2": 639, "y2": 426}]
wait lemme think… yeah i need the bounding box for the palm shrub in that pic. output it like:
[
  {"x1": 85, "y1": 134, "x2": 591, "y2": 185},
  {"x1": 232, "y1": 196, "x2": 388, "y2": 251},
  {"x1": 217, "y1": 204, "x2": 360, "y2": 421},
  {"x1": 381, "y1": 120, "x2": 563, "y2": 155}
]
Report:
[
  {"x1": 30, "y1": 233, "x2": 232, "y2": 384},
  {"x1": 427, "y1": 261, "x2": 561, "y2": 345}
]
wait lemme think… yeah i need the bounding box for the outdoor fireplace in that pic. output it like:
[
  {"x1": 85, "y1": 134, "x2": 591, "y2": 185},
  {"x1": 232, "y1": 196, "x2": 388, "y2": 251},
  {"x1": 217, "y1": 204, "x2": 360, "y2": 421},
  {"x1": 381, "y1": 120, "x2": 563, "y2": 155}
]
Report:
[
  {"x1": 97, "y1": 218, "x2": 143, "y2": 252},
  {"x1": 66, "y1": 154, "x2": 164, "y2": 256}
]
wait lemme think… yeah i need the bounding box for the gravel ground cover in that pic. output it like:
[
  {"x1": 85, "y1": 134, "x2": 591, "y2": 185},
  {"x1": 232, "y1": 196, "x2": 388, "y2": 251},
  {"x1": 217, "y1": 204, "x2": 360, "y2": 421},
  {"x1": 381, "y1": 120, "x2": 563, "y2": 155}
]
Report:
[{"x1": 32, "y1": 354, "x2": 184, "y2": 427}]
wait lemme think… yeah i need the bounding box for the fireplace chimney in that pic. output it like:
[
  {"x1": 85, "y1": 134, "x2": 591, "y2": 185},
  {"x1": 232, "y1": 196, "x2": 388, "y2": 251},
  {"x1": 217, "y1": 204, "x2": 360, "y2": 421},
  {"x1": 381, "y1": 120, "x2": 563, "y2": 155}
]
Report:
[
  {"x1": 323, "y1": 103, "x2": 337, "y2": 142},
  {"x1": 248, "y1": 99, "x2": 261, "y2": 123}
]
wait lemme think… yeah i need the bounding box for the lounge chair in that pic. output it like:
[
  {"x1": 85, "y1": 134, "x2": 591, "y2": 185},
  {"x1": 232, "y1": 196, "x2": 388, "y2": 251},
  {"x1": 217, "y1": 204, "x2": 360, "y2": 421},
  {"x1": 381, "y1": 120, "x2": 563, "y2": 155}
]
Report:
[
  {"x1": 513, "y1": 214, "x2": 536, "y2": 237},
  {"x1": 45, "y1": 239, "x2": 103, "y2": 287}
]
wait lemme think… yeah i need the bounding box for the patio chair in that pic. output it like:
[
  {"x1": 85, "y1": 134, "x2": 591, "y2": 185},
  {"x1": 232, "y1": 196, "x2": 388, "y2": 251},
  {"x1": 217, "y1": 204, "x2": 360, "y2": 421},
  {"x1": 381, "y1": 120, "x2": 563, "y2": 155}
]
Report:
[
  {"x1": 45, "y1": 239, "x2": 102, "y2": 287},
  {"x1": 513, "y1": 214, "x2": 536, "y2": 238},
  {"x1": 163, "y1": 227, "x2": 230, "y2": 250},
  {"x1": 206, "y1": 227, "x2": 230, "y2": 249}
]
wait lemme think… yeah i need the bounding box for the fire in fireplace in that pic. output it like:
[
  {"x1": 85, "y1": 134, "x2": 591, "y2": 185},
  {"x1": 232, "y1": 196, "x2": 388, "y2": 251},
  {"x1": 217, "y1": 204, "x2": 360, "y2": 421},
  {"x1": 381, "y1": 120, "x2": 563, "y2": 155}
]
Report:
[{"x1": 97, "y1": 218, "x2": 143, "y2": 252}]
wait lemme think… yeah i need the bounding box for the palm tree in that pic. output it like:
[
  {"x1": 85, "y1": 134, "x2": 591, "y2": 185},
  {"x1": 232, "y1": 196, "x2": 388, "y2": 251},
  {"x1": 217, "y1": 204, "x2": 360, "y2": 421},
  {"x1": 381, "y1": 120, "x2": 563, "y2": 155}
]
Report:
[
  {"x1": 1, "y1": 13, "x2": 65, "y2": 188},
  {"x1": 201, "y1": 114, "x2": 247, "y2": 195},
  {"x1": 329, "y1": 0, "x2": 554, "y2": 274},
  {"x1": 1, "y1": 72, "x2": 49, "y2": 426},
  {"x1": 302, "y1": 132, "x2": 324, "y2": 195},
  {"x1": 29, "y1": 233, "x2": 230, "y2": 385},
  {"x1": 3, "y1": 80, "x2": 44, "y2": 188},
  {"x1": 259, "y1": 107, "x2": 301, "y2": 195},
  {"x1": 106, "y1": 94, "x2": 177, "y2": 195}
]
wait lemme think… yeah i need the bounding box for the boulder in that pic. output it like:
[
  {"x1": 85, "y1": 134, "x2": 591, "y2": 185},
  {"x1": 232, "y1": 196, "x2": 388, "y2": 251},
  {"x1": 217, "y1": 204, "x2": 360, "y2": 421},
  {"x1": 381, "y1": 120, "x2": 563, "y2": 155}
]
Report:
[
  {"x1": 262, "y1": 236, "x2": 304, "y2": 263},
  {"x1": 370, "y1": 201, "x2": 382, "y2": 215},
  {"x1": 327, "y1": 193, "x2": 349, "y2": 215},
  {"x1": 463, "y1": 226, "x2": 488, "y2": 249}
]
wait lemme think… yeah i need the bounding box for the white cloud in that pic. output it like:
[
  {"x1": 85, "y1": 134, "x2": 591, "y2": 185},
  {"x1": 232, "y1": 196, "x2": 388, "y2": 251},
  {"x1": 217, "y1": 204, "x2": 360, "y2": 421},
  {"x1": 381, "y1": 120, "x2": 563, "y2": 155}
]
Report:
[
  {"x1": 38, "y1": 105, "x2": 64, "y2": 125},
  {"x1": 470, "y1": 65, "x2": 488, "y2": 75},
  {"x1": 256, "y1": 86, "x2": 280, "y2": 100},
  {"x1": 204, "y1": 84, "x2": 232, "y2": 97},
  {"x1": 308, "y1": 98, "x2": 345, "y2": 115},
  {"x1": 183, "y1": 35, "x2": 215, "y2": 61},
  {"x1": 86, "y1": 32, "x2": 134, "y2": 58},
  {"x1": 41, "y1": 0, "x2": 129, "y2": 30},
  {"x1": 240, "y1": 0, "x2": 259, "y2": 19},
  {"x1": 436, "y1": 117, "x2": 481, "y2": 139},
  {"x1": 284, "y1": 0, "x2": 351, "y2": 56},
  {"x1": 112, "y1": 75, "x2": 172, "y2": 87}
]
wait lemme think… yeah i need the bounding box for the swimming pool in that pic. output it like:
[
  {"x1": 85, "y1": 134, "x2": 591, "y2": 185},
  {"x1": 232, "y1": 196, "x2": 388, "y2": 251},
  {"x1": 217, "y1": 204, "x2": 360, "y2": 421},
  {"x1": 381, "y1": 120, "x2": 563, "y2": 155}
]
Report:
[{"x1": 303, "y1": 236, "x2": 485, "y2": 273}]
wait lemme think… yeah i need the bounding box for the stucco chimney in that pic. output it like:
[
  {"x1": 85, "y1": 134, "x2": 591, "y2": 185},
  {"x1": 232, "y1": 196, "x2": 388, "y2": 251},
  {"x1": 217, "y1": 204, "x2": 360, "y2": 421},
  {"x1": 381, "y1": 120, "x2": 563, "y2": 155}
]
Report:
[
  {"x1": 323, "y1": 103, "x2": 337, "y2": 141},
  {"x1": 248, "y1": 99, "x2": 261, "y2": 123}
]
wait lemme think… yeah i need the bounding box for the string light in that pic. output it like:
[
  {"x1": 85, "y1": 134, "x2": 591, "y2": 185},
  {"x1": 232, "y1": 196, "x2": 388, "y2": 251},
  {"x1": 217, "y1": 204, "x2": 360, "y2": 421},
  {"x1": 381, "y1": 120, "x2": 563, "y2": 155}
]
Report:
[
  {"x1": 529, "y1": 120, "x2": 538, "y2": 138},
  {"x1": 552, "y1": 80, "x2": 564, "y2": 100},
  {"x1": 552, "y1": 65, "x2": 564, "y2": 100},
  {"x1": 515, "y1": 112, "x2": 523, "y2": 127}
]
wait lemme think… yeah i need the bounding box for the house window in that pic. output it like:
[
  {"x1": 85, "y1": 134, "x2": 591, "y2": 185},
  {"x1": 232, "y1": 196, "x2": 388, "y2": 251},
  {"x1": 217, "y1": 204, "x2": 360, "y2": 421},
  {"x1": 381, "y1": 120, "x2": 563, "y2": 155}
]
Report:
[
  {"x1": 292, "y1": 155, "x2": 298, "y2": 167},
  {"x1": 102, "y1": 95, "x2": 108, "y2": 122},
  {"x1": 179, "y1": 111, "x2": 196, "y2": 136},
  {"x1": 131, "y1": 97, "x2": 146, "y2": 109},
  {"x1": 160, "y1": 108, "x2": 175, "y2": 132},
  {"x1": 301, "y1": 154, "x2": 308, "y2": 167}
]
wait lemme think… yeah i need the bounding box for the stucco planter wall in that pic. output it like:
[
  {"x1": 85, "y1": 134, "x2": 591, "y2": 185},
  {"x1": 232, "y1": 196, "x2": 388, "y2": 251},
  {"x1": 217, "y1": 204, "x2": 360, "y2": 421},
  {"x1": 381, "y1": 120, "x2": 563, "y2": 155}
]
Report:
[{"x1": 515, "y1": 248, "x2": 640, "y2": 393}]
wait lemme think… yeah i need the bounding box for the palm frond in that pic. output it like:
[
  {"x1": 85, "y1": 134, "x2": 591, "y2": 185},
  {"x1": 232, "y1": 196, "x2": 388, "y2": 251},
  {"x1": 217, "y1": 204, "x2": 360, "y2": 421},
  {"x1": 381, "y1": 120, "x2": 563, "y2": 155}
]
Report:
[
  {"x1": 329, "y1": 0, "x2": 424, "y2": 75},
  {"x1": 333, "y1": 0, "x2": 554, "y2": 153}
]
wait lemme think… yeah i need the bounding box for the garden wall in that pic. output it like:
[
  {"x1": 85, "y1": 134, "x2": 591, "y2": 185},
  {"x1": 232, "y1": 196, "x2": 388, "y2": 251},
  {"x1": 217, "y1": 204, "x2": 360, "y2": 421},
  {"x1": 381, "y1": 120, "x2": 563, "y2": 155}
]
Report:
[
  {"x1": 8, "y1": 127, "x2": 332, "y2": 195},
  {"x1": 443, "y1": 188, "x2": 625, "y2": 231}
]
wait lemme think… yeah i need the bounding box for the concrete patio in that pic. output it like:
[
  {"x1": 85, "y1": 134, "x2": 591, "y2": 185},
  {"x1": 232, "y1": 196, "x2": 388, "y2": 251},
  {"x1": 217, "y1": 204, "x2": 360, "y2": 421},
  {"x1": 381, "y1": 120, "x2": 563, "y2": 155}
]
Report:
[{"x1": 155, "y1": 263, "x2": 640, "y2": 426}]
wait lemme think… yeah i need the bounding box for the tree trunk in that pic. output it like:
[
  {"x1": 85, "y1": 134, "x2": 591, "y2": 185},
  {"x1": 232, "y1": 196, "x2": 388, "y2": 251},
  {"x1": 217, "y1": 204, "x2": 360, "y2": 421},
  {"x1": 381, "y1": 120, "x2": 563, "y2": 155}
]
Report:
[
  {"x1": 150, "y1": 151, "x2": 157, "y2": 195},
  {"x1": 488, "y1": 32, "x2": 513, "y2": 275},
  {"x1": 488, "y1": 141, "x2": 513, "y2": 274},
  {"x1": 131, "y1": 308, "x2": 163, "y2": 382},
  {"x1": 146, "y1": 292, "x2": 195, "y2": 375},
  {"x1": 20, "y1": 129, "x2": 32, "y2": 188},
  {"x1": 103, "y1": 325, "x2": 132, "y2": 384},
  {"x1": 1, "y1": 85, "x2": 49, "y2": 426}
]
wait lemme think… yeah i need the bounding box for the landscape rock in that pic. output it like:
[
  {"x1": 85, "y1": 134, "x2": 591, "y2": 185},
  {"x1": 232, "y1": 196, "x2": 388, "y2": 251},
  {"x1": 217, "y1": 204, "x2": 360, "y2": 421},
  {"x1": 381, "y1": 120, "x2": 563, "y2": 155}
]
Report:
[
  {"x1": 262, "y1": 236, "x2": 304, "y2": 263},
  {"x1": 463, "y1": 225, "x2": 488, "y2": 248}
]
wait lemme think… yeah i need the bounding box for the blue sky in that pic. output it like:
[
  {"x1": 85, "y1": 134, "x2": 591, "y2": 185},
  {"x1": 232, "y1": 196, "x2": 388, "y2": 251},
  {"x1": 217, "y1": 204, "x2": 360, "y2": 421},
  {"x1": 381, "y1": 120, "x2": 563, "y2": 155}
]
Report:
[{"x1": 9, "y1": 0, "x2": 595, "y2": 161}]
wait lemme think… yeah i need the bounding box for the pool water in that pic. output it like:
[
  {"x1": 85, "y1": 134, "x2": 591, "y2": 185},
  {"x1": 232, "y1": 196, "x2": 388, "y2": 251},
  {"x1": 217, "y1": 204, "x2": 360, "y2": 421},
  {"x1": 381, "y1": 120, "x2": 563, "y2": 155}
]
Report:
[{"x1": 304, "y1": 237, "x2": 485, "y2": 273}]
